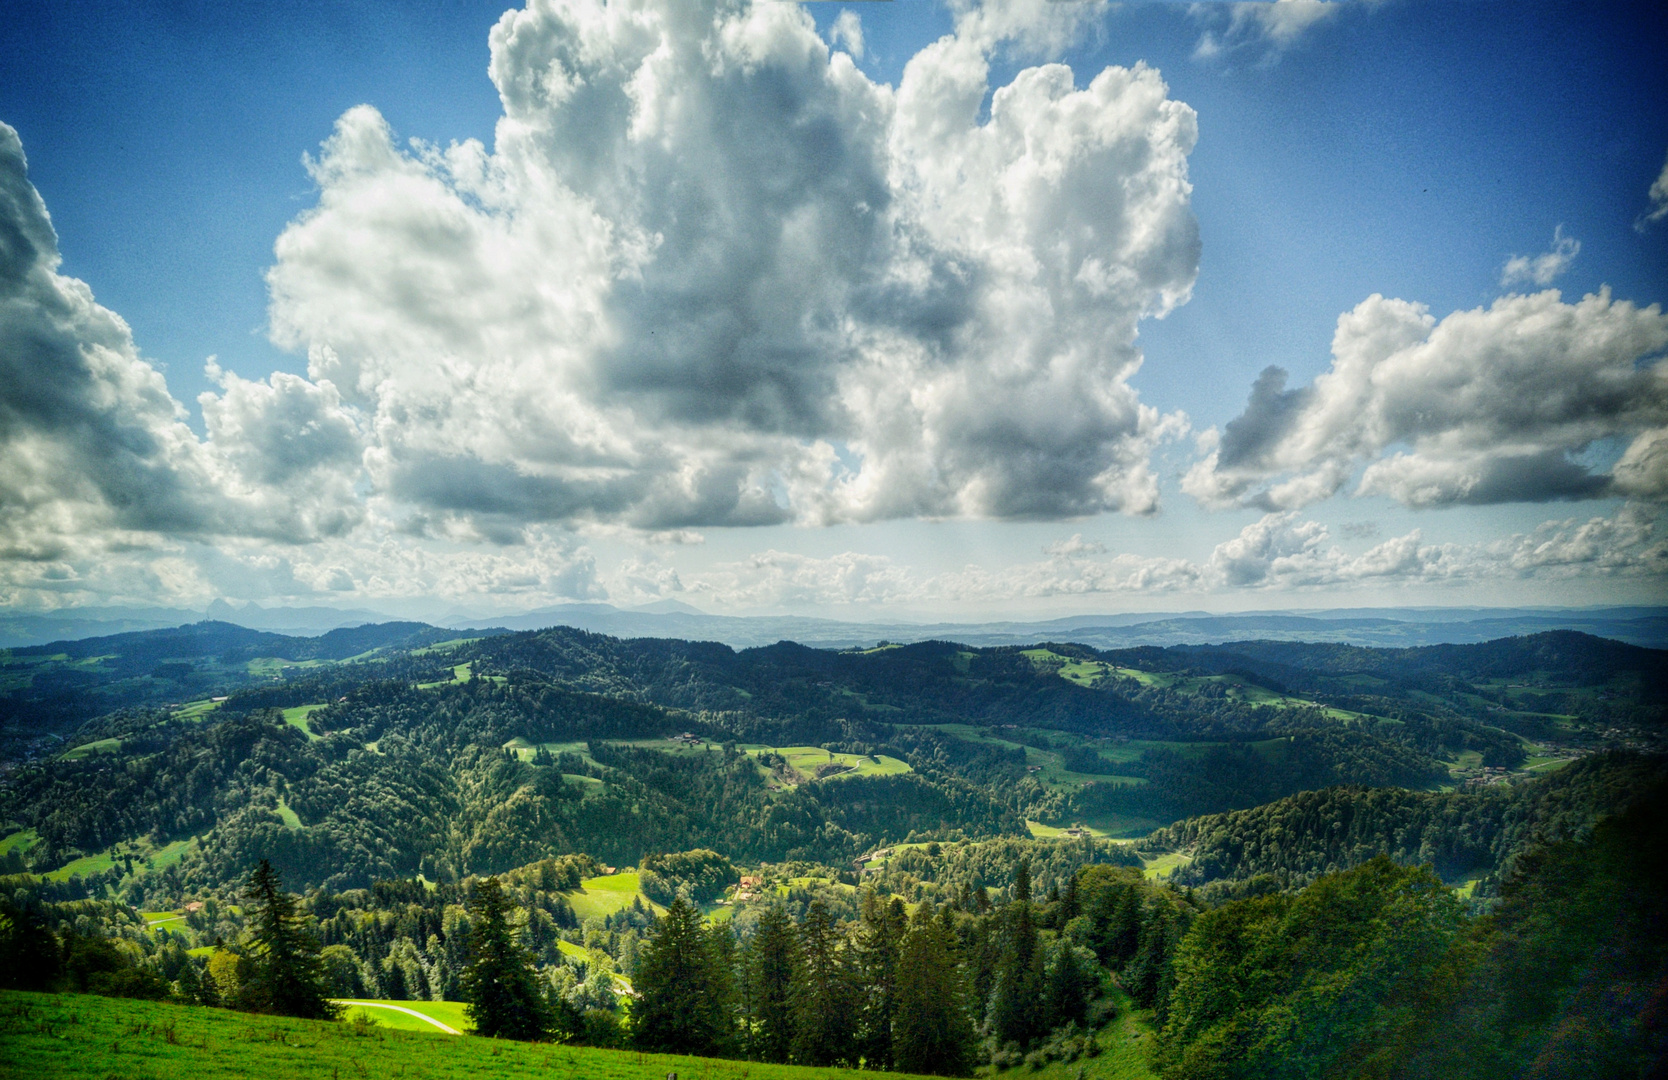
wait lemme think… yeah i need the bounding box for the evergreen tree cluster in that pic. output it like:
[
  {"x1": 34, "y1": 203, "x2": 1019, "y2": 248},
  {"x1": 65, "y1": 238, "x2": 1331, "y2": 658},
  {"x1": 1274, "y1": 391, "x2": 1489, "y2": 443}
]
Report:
[{"x1": 626, "y1": 860, "x2": 1188, "y2": 1076}]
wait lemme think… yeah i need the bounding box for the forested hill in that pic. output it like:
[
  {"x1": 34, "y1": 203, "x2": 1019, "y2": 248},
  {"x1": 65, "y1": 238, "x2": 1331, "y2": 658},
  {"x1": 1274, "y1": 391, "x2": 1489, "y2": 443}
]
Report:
[
  {"x1": 1143, "y1": 751, "x2": 1668, "y2": 894},
  {"x1": 462, "y1": 625, "x2": 1665, "y2": 736},
  {"x1": 0, "y1": 620, "x2": 500, "y2": 749},
  {"x1": 1164, "y1": 629, "x2": 1668, "y2": 694},
  {"x1": 10, "y1": 620, "x2": 456, "y2": 664},
  {"x1": 1, "y1": 619, "x2": 1662, "y2": 903}
]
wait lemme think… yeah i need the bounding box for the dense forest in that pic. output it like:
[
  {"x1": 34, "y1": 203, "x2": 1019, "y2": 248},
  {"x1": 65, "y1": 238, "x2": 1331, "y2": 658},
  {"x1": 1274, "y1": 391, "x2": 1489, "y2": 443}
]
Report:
[{"x1": 3, "y1": 794, "x2": 1661, "y2": 1077}]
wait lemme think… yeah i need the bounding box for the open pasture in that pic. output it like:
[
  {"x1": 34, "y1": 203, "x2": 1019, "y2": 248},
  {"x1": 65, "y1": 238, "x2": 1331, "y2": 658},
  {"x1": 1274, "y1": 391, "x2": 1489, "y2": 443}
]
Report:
[
  {"x1": 568, "y1": 871, "x2": 663, "y2": 921},
  {"x1": 742, "y1": 745, "x2": 911, "y2": 782},
  {"x1": 280, "y1": 704, "x2": 324, "y2": 740}
]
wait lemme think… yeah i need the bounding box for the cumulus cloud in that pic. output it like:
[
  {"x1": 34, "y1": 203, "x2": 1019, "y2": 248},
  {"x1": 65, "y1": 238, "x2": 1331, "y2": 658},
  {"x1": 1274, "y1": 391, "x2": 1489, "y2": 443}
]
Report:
[
  {"x1": 0, "y1": 122, "x2": 365, "y2": 573},
  {"x1": 1193, "y1": 0, "x2": 1338, "y2": 62},
  {"x1": 1184, "y1": 288, "x2": 1668, "y2": 511},
  {"x1": 266, "y1": 0, "x2": 1199, "y2": 531},
  {"x1": 1636, "y1": 149, "x2": 1668, "y2": 232},
  {"x1": 1500, "y1": 226, "x2": 1579, "y2": 287}
]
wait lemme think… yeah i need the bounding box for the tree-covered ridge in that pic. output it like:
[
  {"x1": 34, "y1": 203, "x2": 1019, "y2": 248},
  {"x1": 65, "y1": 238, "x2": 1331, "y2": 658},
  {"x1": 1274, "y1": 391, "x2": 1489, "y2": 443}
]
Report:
[
  {"x1": 3, "y1": 621, "x2": 1660, "y2": 905},
  {"x1": 0, "y1": 620, "x2": 482, "y2": 756},
  {"x1": 1141, "y1": 751, "x2": 1668, "y2": 892},
  {"x1": 1153, "y1": 796, "x2": 1668, "y2": 1078}
]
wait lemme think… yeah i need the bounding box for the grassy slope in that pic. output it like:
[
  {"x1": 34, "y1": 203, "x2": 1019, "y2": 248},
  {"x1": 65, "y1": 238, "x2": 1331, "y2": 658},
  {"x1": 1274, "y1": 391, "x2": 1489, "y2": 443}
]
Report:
[
  {"x1": 39, "y1": 835, "x2": 196, "y2": 883},
  {"x1": 0, "y1": 990, "x2": 950, "y2": 1080},
  {"x1": 745, "y1": 746, "x2": 912, "y2": 782},
  {"x1": 568, "y1": 872, "x2": 665, "y2": 921},
  {"x1": 335, "y1": 999, "x2": 473, "y2": 1034},
  {"x1": 280, "y1": 705, "x2": 324, "y2": 741},
  {"x1": 988, "y1": 990, "x2": 1160, "y2": 1080}
]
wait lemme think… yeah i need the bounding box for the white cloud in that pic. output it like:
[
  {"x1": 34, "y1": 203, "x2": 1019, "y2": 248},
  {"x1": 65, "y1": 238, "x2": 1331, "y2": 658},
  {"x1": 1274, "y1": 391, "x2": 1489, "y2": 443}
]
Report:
[
  {"x1": 1184, "y1": 288, "x2": 1668, "y2": 511},
  {"x1": 659, "y1": 503, "x2": 1664, "y2": 610},
  {"x1": 1500, "y1": 225, "x2": 1579, "y2": 287},
  {"x1": 829, "y1": 9, "x2": 863, "y2": 60},
  {"x1": 1486, "y1": 502, "x2": 1666, "y2": 577},
  {"x1": 0, "y1": 121, "x2": 366, "y2": 573},
  {"x1": 1636, "y1": 149, "x2": 1668, "y2": 232},
  {"x1": 1193, "y1": 0, "x2": 1338, "y2": 62},
  {"x1": 0, "y1": 0, "x2": 1209, "y2": 609},
  {"x1": 266, "y1": 0, "x2": 1199, "y2": 531}
]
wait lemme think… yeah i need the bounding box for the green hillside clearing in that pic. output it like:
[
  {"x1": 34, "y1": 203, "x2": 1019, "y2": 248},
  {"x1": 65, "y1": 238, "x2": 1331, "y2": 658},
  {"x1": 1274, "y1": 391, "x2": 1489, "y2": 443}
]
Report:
[
  {"x1": 743, "y1": 745, "x2": 912, "y2": 782},
  {"x1": 567, "y1": 871, "x2": 663, "y2": 921},
  {"x1": 280, "y1": 704, "x2": 324, "y2": 740}
]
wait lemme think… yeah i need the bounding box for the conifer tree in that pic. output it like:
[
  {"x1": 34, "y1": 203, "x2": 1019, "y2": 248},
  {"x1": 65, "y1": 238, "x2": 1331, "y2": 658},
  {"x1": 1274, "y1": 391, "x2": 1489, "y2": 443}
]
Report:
[
  {"x1": 854, "y1": 891, "x2": 908, "y2": 1069},
  {"x1": 633, "y1": 896, "x2": 733, "y2": 1055},
  {"x1": 894, "y1": 902, "x2": 975, "y2": 1077},
  {"x1": 792, "y1": 899, "x2": 857, "y2": 1066},
  {"x1": 0, "y1": 897, "x2": 62, "y2": 991},
  {"x1": 707, "y1": 918, "x2": 740, "y2": 1046},
  {"x1": 460, "y1": 876, "x2": 550, "y2": 1040},
  {"x1": 745, "y1": 905, "x2": 801, "y2": 1062},
  {"x1": 244, "y1": 859, "x2": 337, "y2": 1019},
  {"x1": 1042, "y1": 938, "x2": 1095, "y2": 1031},
  {"x1": 986, "y1": 861, "x2": 1044, "y2": 1048}
]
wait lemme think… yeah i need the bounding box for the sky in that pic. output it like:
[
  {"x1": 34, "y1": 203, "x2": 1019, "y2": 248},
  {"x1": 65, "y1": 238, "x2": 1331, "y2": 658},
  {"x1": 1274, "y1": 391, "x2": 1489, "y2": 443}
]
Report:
[{"x1": 1, "y1": 0, "x2": 1666, "y2": 622}]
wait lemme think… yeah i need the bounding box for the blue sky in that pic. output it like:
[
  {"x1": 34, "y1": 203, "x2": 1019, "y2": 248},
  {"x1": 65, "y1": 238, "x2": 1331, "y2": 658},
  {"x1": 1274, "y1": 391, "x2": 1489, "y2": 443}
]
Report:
[{"x1": 1, "y1": 0, "x2": 1665, "y2": 620}]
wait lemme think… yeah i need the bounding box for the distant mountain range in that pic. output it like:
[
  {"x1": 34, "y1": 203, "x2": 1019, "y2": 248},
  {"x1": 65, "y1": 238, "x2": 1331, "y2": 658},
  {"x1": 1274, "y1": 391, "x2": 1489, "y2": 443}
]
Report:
[{"x1": 2, "y1": 600, "x2": 1664, "y2": 651}]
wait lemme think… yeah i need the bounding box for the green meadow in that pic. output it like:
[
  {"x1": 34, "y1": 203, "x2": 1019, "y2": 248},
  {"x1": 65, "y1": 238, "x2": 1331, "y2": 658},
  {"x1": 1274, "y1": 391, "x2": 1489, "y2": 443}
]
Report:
[
  {"x1": 334, "y1": 999, "x2": 473, "y2": 1034},
  {"x1": 567, "y1": 871, "x2": 664, "y2": 921},
  {"x1": 743, "y1": 745, "x2": 912, "y2": 782},
  {"x1": 0, "y1": 990, "x2": 963, "y2": 1080},
  {"x1": 281, "y1": 704, "x2": 325, "y2": 740},
  {"x1": 39, "y1": 834, "x2": 196, "y2": 883}
]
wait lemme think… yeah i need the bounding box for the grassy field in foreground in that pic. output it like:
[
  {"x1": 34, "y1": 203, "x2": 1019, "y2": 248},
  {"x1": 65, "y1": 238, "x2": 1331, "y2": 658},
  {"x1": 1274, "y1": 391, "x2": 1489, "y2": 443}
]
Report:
[{"x1": 0, "y1": 990, "x2": 949, "y2": 1080}]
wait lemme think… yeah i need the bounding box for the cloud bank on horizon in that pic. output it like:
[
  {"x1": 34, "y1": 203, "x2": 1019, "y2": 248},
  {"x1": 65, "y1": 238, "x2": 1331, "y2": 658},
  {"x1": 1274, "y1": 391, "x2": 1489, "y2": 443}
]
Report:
[{"x1": 0, "y1": 0, "x2": 1664, "y2": 615}]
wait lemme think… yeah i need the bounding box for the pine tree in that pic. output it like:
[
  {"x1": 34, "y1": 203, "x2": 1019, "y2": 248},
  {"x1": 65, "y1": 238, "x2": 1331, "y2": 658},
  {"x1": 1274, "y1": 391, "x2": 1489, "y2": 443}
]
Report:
[
  {"x1": 633, "y1": 897, "x2": 732, "y2": 1055},
  {"x1": 0, "y1": 897, "x2": 62, "y2": 991},
  {"x1": 460, "y1": 876, "x2": 550, "y2": 1040},
  {"x1": 986, "y1": 860, "x2": 1045, "y2": 1048},
  {"x1": 745, "y1": 905, "x2": 801, "y2": 1062},
  {"x1": 1042, "y1": 938, "x2": 1095, "y2": 1031},
  {"x1": 1062, "y1": 873, "x2": 1081, "y2": 922},
  {"x1": 244, "y1": 860, "x2": 337, "y2": 1019},
  {"x1": 894, "y1": 903, "x2": 975, "y2": 1077},
  {"x1": 854, "y1": 891, "x2": 908, "y2": 1069},
  {"x1": 706, "y1": 918, "x2": 740, "y2": 1049},
  {"x1": 792, "y1": 899, "x2": 857, "y2": 1066}
]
